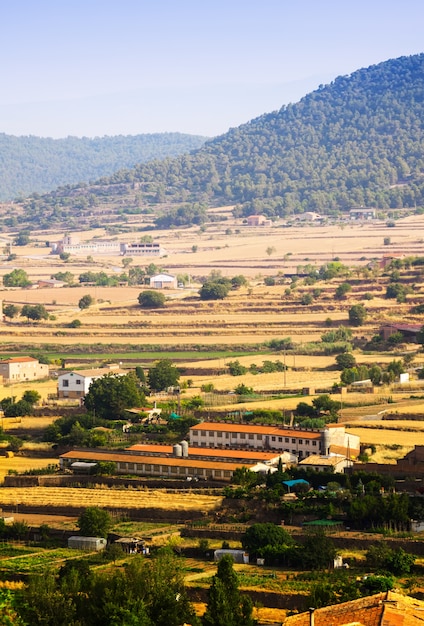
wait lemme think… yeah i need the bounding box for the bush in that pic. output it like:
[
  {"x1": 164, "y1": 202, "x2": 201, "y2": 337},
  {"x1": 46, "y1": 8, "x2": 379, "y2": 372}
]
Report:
[
  {"x1": 138, "y1": 290, "x2": 166, "y2": 308},
  {"x1": 78, "y1": 294, "x2": 94, "y2": 309},
  {"x1": 68, "y1": 319, "x2": 82, "y2": 328},
  {"x1": 348, "y1": 304, "x2": 367, "y2": 326}
]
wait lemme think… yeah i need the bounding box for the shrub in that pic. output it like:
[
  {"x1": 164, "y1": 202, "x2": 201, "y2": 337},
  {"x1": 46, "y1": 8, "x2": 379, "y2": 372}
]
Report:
[{"x1": 138, "y1": 290, "x2": 166, "y2": 308}]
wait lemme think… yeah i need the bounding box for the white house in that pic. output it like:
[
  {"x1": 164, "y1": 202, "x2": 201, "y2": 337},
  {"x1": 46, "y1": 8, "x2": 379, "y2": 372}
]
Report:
[
  {"x1": 149, "y1": 273, "x2": 177, "y2": 289},
  {"x1": 0, "y1": 357, "x2": 49, "y2": 383},
  {"x1": 57, "y1": 364, "x2": 126, "y2": 399}
]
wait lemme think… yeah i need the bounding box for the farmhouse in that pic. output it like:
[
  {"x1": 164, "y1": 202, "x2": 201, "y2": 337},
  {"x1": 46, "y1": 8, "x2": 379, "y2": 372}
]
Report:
[
  {"x1": 52, "y1": 235, "x2": 121, "y2": 255},
  {"x1": 188, "y1": 422, "x2": 360, "y2": 460},
  {"x1": 349, "y1": 207, "x2": 376, "y2": 220},
  {"x1": 149, "y1": 273, "x2": 178, "y2": 289},
  {"x1": 380, "y1": 322, "x2": 422, "y2": 342},
  {"x1": 246, "y1": 214, "x2": 271, "y2": 227},
  {"x1": 57, "y1": 364, "x2": 126, "y2": 399},
  {"x1": 120, "y1": 242, "x2": 166, "y2": 257},
  {"x1": 0, "y1": 356, "x2": 49, "y2": 383},
  {"x1": 37, "y1": 278, "x2": 67, "y2": 288}
]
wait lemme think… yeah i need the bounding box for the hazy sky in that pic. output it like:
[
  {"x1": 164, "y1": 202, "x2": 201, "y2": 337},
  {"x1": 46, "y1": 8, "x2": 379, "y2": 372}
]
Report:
[{"x1": 1, "y1": 0, "x2": 423, "y2": 139}]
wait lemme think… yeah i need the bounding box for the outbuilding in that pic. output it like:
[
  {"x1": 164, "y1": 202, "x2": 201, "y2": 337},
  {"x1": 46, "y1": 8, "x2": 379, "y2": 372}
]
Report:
[
  {"x1": 68, "y1": 536, "x2": 107, "y2": 551},
  {"x1": 149, "y1": 273, "x2": 178, "y2": 289},
  {"x1": 214, "y1": 549, "x2": 249, "y2": 564}
]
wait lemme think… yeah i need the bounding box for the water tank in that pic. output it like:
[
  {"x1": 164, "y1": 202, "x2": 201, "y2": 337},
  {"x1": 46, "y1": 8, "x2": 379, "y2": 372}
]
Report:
[
  {"x1": 173, "y1": 443, "x2": 182, "y2": 457},
  {"x1": 180, "y1": 440, "x2": 189, "y2": 458},
  {"x1": 322, "y1": 428, "x2": 331, "y2": 456}
]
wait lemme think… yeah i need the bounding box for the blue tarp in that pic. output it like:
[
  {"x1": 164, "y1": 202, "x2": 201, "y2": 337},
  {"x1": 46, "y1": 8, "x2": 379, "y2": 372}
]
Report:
[{"x1": 282, "y1": 479, "x2": 310, "y2": 488}]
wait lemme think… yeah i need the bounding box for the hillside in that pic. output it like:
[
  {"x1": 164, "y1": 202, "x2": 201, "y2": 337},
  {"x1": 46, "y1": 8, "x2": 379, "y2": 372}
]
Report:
[
  {"x1": 10, "y1": 53, "x2": 424, "y2": 230},
  {"x1": 0, "y1": 132, "x2": 207, "y2": 200}
]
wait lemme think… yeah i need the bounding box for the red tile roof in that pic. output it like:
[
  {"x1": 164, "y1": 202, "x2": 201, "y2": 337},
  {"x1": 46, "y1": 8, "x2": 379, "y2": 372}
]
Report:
[
  {"x1": 283, "y1": 592, "x2": 424, "y2": 626},
  {"x1": 127, "y1": 444, "x2": 282, "y2": 461},
  {"x1": 0, "y1": 357, "x2": 38, "y2": 363},
  {"x1": 60, "y1": 449, "x2": 255, "y2": 472},
  {"x1": 190, "y1": 423, "x2": 322, "y2": 440}
]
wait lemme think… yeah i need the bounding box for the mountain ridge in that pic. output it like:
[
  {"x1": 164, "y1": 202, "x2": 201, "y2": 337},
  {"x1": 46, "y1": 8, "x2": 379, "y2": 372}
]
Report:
[
  {"x1": 12, "y1": 53, "x2": 424, "y2": 230},
  {"x1": 0, "y1": 132, "x2": 208, "y2": 201}
]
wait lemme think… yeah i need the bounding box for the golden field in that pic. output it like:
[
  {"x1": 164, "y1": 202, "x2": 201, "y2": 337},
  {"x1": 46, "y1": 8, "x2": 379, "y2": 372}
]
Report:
[{"x1": 0, "y1": 487, "x2": 223, "y2": 512}]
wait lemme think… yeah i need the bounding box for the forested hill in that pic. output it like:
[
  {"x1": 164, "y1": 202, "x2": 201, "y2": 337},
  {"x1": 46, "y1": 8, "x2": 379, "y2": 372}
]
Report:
[
  {"x1": 0, "y1": 132, "x2": 207, "y2": 200},
  {"x1": 92, "y1": 53, "x2": 424, "y2": 217}
]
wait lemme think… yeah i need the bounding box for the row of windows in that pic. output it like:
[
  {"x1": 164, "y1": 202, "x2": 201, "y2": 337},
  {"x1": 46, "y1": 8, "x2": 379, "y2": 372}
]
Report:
[
  {"x1": 117, "y1": 462, "x2": 232, "y2": 478},
  {"x1": 193, "y1": 432, "x2": 319, "y2": 446},
  {"x1": 62, "y1": 379, "x2": 82, "y2": 387}
]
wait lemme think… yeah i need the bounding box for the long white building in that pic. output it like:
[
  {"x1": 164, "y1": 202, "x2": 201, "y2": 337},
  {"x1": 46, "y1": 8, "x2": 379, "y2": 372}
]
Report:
[{"x1": 189, "y1": 422, "x2": 360, "y2": 460}]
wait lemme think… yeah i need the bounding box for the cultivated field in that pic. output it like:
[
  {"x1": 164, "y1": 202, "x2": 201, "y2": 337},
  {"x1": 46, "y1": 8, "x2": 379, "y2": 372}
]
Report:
[
  {"x1": 0, "y1": 487, "x2": 223, "y2": 512},
  {"x1": 0, "y1": 211, "x2": 424, "y2": 477}
]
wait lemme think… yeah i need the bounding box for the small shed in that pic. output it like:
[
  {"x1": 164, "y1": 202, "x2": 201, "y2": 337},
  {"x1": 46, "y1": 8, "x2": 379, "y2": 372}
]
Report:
[
  {"x1": 149, "y1": 273, "x2": 177, "y2": 289},
  {"x1": 68, "y1": 536, "x2": 107, "y2": 551},
  {"x1": 114, "y1": 537, "x2": 148, "y2": 554},
  {"x1": 214, "y1": 549, "x2": 249, "y2": 564}
]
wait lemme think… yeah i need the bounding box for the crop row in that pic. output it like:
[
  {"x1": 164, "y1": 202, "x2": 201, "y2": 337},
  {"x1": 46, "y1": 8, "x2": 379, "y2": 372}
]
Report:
[{"x1": 0, "y1": 487, "x2": 222, "y2": 511}]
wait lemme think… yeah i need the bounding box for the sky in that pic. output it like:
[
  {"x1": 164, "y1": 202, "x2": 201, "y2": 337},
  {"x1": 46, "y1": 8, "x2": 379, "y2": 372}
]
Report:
[{"x1": 0, "y1": 0, "x2": 423, "y2": 139}]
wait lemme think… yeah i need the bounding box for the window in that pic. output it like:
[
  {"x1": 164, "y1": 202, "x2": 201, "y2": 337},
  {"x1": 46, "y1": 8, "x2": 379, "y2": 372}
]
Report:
[
  {"x1": 249, "y1": 434, "x2": 254, "y2": 440},
  {"x1": 240, "y1": 433, "x2": 246, "y2": 439},
  {"x1": 298, "y1": 439, "x2": 303, "y2": 445},
  {"x1": 257, "y1": 435, "x2": 262, "y2": 440},
  {"x1": 63, "y1": 380, "x2": 69, "y2": 387},
  {"x1": 305, "y1": 440, "x2": 309, "y2": 445},
  {"x1": 226, "y1": 433, "x2": 230, "y2": 439},
  {"x1": 278, "y1": 437, "x2": 283, "y2": 442},
  {"x1": 312, "y1": 441, "x2": 317, "y2": 446},
  {"x1": 285, "y1": 438, "x2": 289, "y2": 443},
  {"x1": 217, "y1": 432, "x2": 222, "y2": 438},
  {"x1": 292, "y1": 438, "x2": 296, "y2": 444},
  {"x1": 271, "y1": 436, "x2": 276, "y2": 442},
  {"x1": 201, "y1": 431, "x2": 206, "y2": 437},
  {"x1": 76, "y1": 379, "x2": 81, "y2": 385}
]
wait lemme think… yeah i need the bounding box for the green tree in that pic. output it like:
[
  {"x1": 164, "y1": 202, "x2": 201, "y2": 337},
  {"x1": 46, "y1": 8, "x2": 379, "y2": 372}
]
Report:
[
  {"x1": 335, "y1": 352, "x2": 356, "y2": 370},
  {"x1": 84, "y1": 372, "x2": 143, "y2": 419},
  {"x1": 22, "y1": 390, "x2": 41, "y2": 405},
  {"x1": 14, "y1": 231, "x2": 30, "y2": 246},
  {"x1": 242, "y1": 523, "x2": 293, "y2": 556},
  {"x1": 77, "y1": 506, "x2": 112, "y2": 538},
  {"x1": 231, "y1": 275, "x2": 248, "y2": 289},
  {"x1": 203, "y1": 555, "x2": 254, "y2": 626},
  {"x1": 199, "y1": 281, "x2": 230, "y2": 300},
  {"x1": 335, "y1": 282, "x2": 352, "y2": 299},
  {"x1": 148, "y1": 359, "x2": 180, "y2": 392},
  {"x1": 369, "y1": 364, "x2": 383, "y2": 385},
  {"x1": 78, "y1": 294, "x2": 94, "y2": 309},
  {"x1": 297, "y1": 529, "x2": 337, "y2": 569},
  {"x1": 21, "y1": 304, "x2": 48, "y2": 321},
  {"x1": 138, "y1": 290, "x2": 166, "y2": 308},
  {"x1": 3, "y1": 304, "x2": 20, "y2": 319},
  {"x1": 227, "y1": 360, "x2": 248, "y2": 376},
  {"x1": 348, "y1": 303, "x2": 367, "y2": 326},
  {"x1": 3, "y1": 269, "x2": 31, "y2": 287}
]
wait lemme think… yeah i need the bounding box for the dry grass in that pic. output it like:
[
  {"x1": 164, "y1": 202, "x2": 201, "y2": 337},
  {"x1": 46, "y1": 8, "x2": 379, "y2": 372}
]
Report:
[
  {"x1": 0, "y1": 487, "x2": 223, "y2": 511},
  {"x1": 343, "y1": 427, "x2": 424, "y2": 447},
  {"x1": 0, "y1": 456, "x2": 59, "y2": 480}
]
